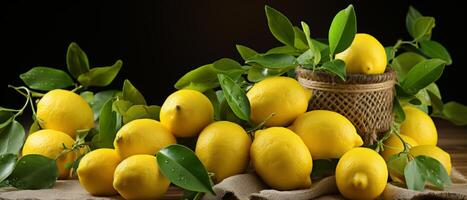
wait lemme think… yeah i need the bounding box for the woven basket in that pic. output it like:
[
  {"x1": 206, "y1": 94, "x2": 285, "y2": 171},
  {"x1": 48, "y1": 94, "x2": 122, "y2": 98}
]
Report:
[{"x1": 295, "y1": 67, "x2": 397, "y2": 145}]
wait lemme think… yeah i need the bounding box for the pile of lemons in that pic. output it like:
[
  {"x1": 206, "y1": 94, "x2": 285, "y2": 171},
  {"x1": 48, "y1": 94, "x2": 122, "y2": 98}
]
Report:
[{"x1": 20, "y1": 33, "x2": 451, "y2": 200}]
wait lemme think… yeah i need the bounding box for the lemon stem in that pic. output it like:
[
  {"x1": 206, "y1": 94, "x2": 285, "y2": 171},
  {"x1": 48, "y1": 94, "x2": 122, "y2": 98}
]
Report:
[{"x1": 352, "y1": 172, "x2": 368, "y2": 190}]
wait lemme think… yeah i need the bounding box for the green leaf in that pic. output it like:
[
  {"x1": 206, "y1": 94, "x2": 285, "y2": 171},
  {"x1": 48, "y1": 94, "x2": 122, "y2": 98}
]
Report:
[
  {"x1": 404, "y1": 158, "x2": 425, "y2": 191},
  {"x1": 0, "y1": 121, "x2": 25, "y2": 155},
  {"x1": 417, "y1": 155, "x2": 451, "y2": 189},
  {"x1": 78, "y1": 60, "x2": 123, "y2": 87},
  {"x1": 385, "y1": 46, "x2": 394, "y2": 62},
  {"x1": 0, "y1": 154, "x2": 17, "y2": 183},
  {"x1": 247, "y1": 66, "x2": 288, "y2": 82},
  {"x1": 122, "y1": 105, "x2": 160, "y2": 124},
  {"x1": 412, "y1": 17, "x2": 435, "y2": 41},
  {"x1": 217, "y1": 74, "x2": 250, "y2": 121},
  {"x1": 123, "y1": 80, "x2": 147, "y2": 105},
  {"x1": 320, "y1": 59, "x2": 346, "y2": 80},
  {"x1": 420, "y1": 40, "x2": 452, "y2": 65},
  {"x1": 204, "y1": 90, "x2": 222, "y2": 121},
  {"x1": 427, "y1": 90, "x2": 444, "y2": 117},
  {"x1": 406, "y1": 6, "x2": 422, "y2": 38},
  {"x1": 20, "y1": 67, "x2": 74, "y2": 91},
  {"x1": 95, "y1": 99, "x2": 119, "y2": 148},
  {"x1": 212, "y1": 58, "x2": 243, "y2": 72},
  {"x1": 157, "y1": 144, "x2": 214, "y2": 194},
  {"x1": 236, "y1": 45, "x2": 258, "y2": 61},
  {"x1": 293, "y1": 26, "x2": 308, "y2": 50},
  {"x1": 387, "y1": 153, "x2": 409, "y2": 183},
  {"x1": 0, "y1": 111, "x2": 14, "y2": 132},
  {"x1": 80, "y1": 91, "x2": 94, "y2": 105},
  {"x1": 265, "y1": 5, "x2": 295, "y2": 47},
  {"x1": 442, "y1": 102, "x2": 467, "y2": 126},
  {"x1": 174, "y1": 64, "x2": 219, "y2": 92},
  {"x1": 311, "y1": 159, "x2": 339, "y2": 179},
  {"x1": 246, "y1": 54, "x2": 297, "y2": 69},
  {"x1": 113, "y1": 99, "x2": 133, "y2": 116},
  {"x1": 7, "y1": 154, "x2": 58, "y2": 189},
  {"x1": 70, "y1": 154, "x2": 85, "y2": 177},
  {"x1": 265, "y1": 46, "x2": 301, "y2": 56},
  {"x1": 392, "y1": 52, "x2": 426, "y2": 81},
  {"x1": 91, "y1": 90, "x2": 120, "y2": 120},
  {"x1": 66, "y1": 42, "x2": 90, "y2": 79},
  {"x1": 300, "y1": 21, "x2": 321, "y2": 66},
  {"x1": 328, "y1": 4, "x2": 357, "y2": 55},
  {"x1": 28, "y1": 119, "x2": 41, "y2": 135},
  {"x1": 401, "y1": 59, "x2": 445, "y2": 95},
  {"x1": 393, "y1": 97, "x2": 406, "y2": 123}
]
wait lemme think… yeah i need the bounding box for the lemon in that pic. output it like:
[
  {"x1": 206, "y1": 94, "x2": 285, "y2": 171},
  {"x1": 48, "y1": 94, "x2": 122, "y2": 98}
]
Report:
[
  {"x1": 195, "y1": 121, "x2": 251, "y2": 182},
  {"x1": 251, "y1": 127, "x2": 312, "y2": 190},
  {"x1": 336, "y1": 33, "x2": 387, "y2": 74},
  {"x1": 160, "y1": 89, "x2": 214, "y2": 137},
  {"x1": 77, "y1": 148, "x2": 121, "y2": 196},
  {"x1": 409, "y1": 145, "x2": 452, "y2": 175},
  {"x1": 381, "y1": 134, "x2": 418, "y2": 161},
  {"x1": 247, "y1": 77, "x2": 311, "y2": 127},
  {"x1": 22, "y1": 129, "x2": 77, "y2": 179},
  {"x1": 37, "y1": 89, "x2": 94, "y2": 139},
  {"x1": 114, "y1": 119, "x2": 176, "y2": 159},
  {"x1": 400, "y1": 106, "x2": 438, "y2": 145},
  {"x1": 289, "y1": 110, "x2": 363, "y2": 160},
  {"x1": 113, "y1": 155, "x2": 170, "y2": 200},
  {"x1": 336, "y1": 147, "x2": 388, "y2": 200}
]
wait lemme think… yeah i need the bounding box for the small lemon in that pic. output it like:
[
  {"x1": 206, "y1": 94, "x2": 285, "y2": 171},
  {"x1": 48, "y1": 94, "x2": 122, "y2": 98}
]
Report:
[
  {"x1": 37, "y1": 89, "x2": 94, "y2": 138},
  {"x1": 251, "y1": 127, "x2": 312, "y2": 190},
  {"x1": 160, "y1": 89, "x2": 214, "y2": 137},
  {"x1": 409, "y1": 145, "x2": 452, "y2": 175},
  {"x1": 114, "y1": 119, "x2": 176, "y2": 159},
  {"x1": 400, "y1": 106, "x2": 438, "y2": 145},
  {"x1": 113, "y1": 155, "x2": 170, "y2": 200},
  {"x1": 247, "y1": 77, "x2": 311, "y2": 127},
  {"x1": 22, "y1": 129, "x2": 77, "y2": 179},
  {"x1": 195, "y1": 121, "x2": 251, "y2": 182},
  {"x1": 336, "y1": 33, "x2": 387, "y2": 74},
  {"x1": 381, "y1": 134, "x2": 418, "y2": 161},
  {"x1": 77, "y1": 148, "x2": 121, "y2": 196},
  {"x1": 289, "y1": 110, "x2": 363, "y2": 160},
  {"x1": 336, "y1": 147, "x2": 388, "y2": 200}
]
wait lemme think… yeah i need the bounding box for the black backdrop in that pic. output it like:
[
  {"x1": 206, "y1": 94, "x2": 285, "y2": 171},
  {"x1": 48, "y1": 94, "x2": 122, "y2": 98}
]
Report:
[{"x1": 1, "y1": 0, "x2": 466, "y2": 107}]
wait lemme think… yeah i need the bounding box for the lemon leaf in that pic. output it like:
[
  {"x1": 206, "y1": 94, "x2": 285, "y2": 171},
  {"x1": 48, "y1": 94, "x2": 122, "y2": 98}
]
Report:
[
  {"x1": 217, "y1": 74, "x2": 250, "y2": 122},
  {"x1": 392, "y1": 52, "x2": 427, "y2": 81},
  {"x1": 265, "y1": 5, "x2": 295, "y2": 47},
  {"x1": 320, "y1": 59, "x2": 346, "y2": 81},
  {"x1": 412, "y1": 17, "x2": 435, "y2": 42},
  {"x1": 406, "y1": 6, "x2": 422, "y2": 38},
  {"x1": 420, "y1": 40, "x2": 452, "y2": 65},
  {"x1": 66, "y1": 42, "x2": 90, "y2": 79},
  {"x1": 417, "y1": 155, "x2": 451, "y2": 189},
  {"x1": 401, "y1": 59, "x2": 445, "y2": 95},
  {"x1": 6, "y1": 155, "x2": 58, "y2": 189},
  {"x1": 387, "y1": 153, "x2": 409, "y2": 183},
  {"x1": 123, "y1": 80, "x2": 147, "y2": 105},
  {"x1": 20, "y1": 67, "x2": 74, "y2": 91},
  {"x1": 393, "y1": 97, "x2": 406, "y2": 123},
  {"x1": 94, "y1": 99, "x2": 120, "y2": 148},
  {"x1": 0, "y1": 121, "x2": 25, "y2": 155},
  {"x1": 0, "y1": 154, "x2": 17, "y2": 183},
  {"x1": 265, "y1": 46, "x2": 301, "y2": 56},
  {"x1": 175, "y1": 64, "x2": 219, "y2": 92},
  {"x1": 122, "y1": 105, "x2": 160, "y2": 124},
  {"x1": 246, "y1": 54, "x2": 297, "y2": 69},
  {"x1": 404, "y1": 158, "x2": 425, "y2": 191},
  {"x1": 157, "y1": 144, "x2": 215, "y2": 194},
  {"x1": 77, "y1": 60, "x2": 122, "y2": 87},
  {"x1": 328, "y1": 4, "x2": 357, "y2": 56},
  {"x1": 236, "y1": 45, "x2": 258, "y2": 61},
  {"x1": 441, "y1": 102, "x2": 467, "y2": 126}
]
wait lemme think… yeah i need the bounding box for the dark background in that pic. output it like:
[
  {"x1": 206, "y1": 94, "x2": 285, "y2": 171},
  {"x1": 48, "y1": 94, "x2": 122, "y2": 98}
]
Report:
[{"x1": 1, "y1": 0, "x2": 466, "y2": 107}]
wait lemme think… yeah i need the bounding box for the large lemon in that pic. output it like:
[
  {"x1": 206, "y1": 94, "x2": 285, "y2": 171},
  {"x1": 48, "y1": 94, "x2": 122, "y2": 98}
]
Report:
[
  {"x1": 409, "y1": 145, "x2": 452, "y2": 175},
  {"x1": 114, "y1": 119, "x2": 176, "y2": 159},
  {"x1": 250, "y1": 127, "x2": 312, "y2": 190},
  {"x1": 22, "y1": 129, "x2": 77, "y2": 179},
  {"x1": 336, "y1": 33, "x2": 387, "y2": 74},
  {"x1": 289, "y1": 110, "x2": 363, "y2": 160},
  {"x1": 195, "y1": 121, "x2": 251, "y2": 182},
  {"x1": 113, "y1": 155, "x2": 170, "y2": 199},
  {"x1": 37, "y1": 89, "x2": 94, "y2": 138},
  {"x1": 381, "y1": 134, "x2": 418, "y2": 161},
  {"x1": 400, "y1": 106, "x2": 438, "y2": 145},
  {"x1": 77, "y1": 148, "x2": 121, "y2": 195},
  {"x1": 336, "y1": 147, "x2": 388, "y2": 200},
  {"x1": 247, "y1": 77, "x2": 311, "y2": 127},
  {"x1": 160, "y1": 89, "x2": 214, "y2": 137}
]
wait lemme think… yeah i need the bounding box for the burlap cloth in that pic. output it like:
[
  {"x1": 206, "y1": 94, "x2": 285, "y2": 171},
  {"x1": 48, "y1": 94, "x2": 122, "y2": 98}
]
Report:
[
  {"x1": 0, "y1": 169, "x2": 466, "y2": 200},
  {"x1": 203, "y1": 168, "x2": 467, "y2": 200}
]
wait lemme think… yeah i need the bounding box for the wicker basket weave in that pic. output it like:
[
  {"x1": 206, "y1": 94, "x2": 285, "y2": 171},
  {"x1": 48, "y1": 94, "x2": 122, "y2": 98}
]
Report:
[{"x1": 295, "y1": 67, "x2": 397, "y2": 145}]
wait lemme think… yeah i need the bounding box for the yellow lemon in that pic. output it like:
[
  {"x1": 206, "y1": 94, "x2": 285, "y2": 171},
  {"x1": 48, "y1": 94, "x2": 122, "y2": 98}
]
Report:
[
  {"x1": 381, "y1": 134, "x2": 418, "y2": 161},
  {"x1": 251, "y1": 127, "x2": 312, "y2": 190},
  {"x1": 113, "y1": 155, "x2": 170, "y2": 200},
  {"x1": 409, "y1": 145, "x2": 452, "y2": 175},
  {"x1": 336, "y1": 33, "x2": 387, "y2": 74},
  {"x1": 400, "y1": 106, "x2": 438, "y2": 145},
  {"x1": 37, "y1": 89, "x2": 94, "y2": 138},
  {"x1": 247, "y1": 77, "x2": 311, "y2": 127},
  {"x1": 336, "y1": 147, "x2": 388, "y2": 200},
  {"x1": 114, "y1": 119, "x2": 176, "y2": 159},
  {"x1": 289, "y1": 110, "x2": 363, "y2": 160},
  {"x1": 77, "y1": 148, "x2": 121, "y2": 196},
  {"x1": 195, "y1": 121, "x2": 251, "y2": 182},
  {"x1": 160, "y1": 89, "x2": 214, "y2": 137},
  {"x1": 22, "y1": 129, "x2": 77, "y2": 179}
]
